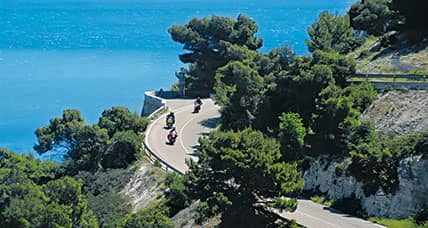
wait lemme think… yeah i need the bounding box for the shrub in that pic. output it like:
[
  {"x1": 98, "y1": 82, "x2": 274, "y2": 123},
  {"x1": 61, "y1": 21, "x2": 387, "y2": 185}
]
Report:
[
  {"x1": 415, "y1": 208, "x2": 428, "y2": 225},
  {"x1": 121, "y1": 202, "x2": 173, "y2": 228},
  {"x1": 164, "y1": 173, "x2": 189, "y2": 216}
]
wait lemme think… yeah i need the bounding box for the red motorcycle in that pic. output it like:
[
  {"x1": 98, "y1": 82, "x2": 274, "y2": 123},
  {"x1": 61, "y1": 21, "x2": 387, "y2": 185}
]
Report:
[{"x1": 167, "y1": 130, "x2": 178, "y2": 145}]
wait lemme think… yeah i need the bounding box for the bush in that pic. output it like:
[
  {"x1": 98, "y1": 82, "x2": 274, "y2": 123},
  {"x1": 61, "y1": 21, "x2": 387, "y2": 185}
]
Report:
[
  {"x1": 121, "y1": 202, "x2": 173, "y2": 228},
  {"x1": 76, "y1": 169, "x2": 133, "y2": 227},
  {"x1": 415, "y1": 208, "x2": 428, "y2": 225},
  {"x1": 0, "y1": 153, "x2": 99, "y2": 228},
  {"x1": 347, "y1": 125, "x2": 425, "y2": 195},
  {"x1": 278, "y1": 112, "x2": 306, "y2": 161},
  {"x1": 164, "y1": 173, "x2": 189, "y2": 216}
]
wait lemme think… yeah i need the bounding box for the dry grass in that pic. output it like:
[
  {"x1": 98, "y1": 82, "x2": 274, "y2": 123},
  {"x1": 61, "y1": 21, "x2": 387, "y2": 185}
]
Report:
[{"x1": 349, "y1": 36, "x2": 428, "y2": 75}]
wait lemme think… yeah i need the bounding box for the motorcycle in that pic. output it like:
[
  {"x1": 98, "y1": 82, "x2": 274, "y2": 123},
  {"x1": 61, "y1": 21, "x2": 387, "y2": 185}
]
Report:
[
  {"x1": 167, "y1": 132, "x2": 178, "y2": 145},
  {"x1": 193, "y1": 104, "x2": 201, "y2": 113},
  {"x1": 166, "y1": 116, "x2": 175, "y2": 129}
]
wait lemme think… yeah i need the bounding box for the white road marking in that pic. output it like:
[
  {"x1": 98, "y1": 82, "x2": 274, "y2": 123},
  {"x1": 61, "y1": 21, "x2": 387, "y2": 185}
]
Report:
[
  {"x1": 144, "y1": 104, "x2": 194, "y2": 164},
  {"x1": 179, "y1": 115, "x2": 198, "y2": 154}
]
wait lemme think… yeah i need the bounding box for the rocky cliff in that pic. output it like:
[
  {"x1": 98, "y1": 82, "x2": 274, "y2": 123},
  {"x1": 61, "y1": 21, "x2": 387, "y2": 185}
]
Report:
[
  {"x1": 362, "y1": 90, "x2": 428, "y2": 135},
  {"x1": 121, "y1": 161, "x2": 166, "y2": 211},
  {"x1": 304, "y1": 90, "x2": 428, "y2": 218},
  {"x1": 304, "y1": 156, "x2": 428, "y2": 218}
]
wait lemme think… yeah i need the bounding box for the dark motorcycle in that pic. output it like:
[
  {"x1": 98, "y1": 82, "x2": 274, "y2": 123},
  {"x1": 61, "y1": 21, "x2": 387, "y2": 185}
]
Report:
[
  {"x1": 193, "y1": 104, "x2": 201, "y2": 113},
  {"x1": 166, "y1": 116, "x2": 175, "y2": 129}
]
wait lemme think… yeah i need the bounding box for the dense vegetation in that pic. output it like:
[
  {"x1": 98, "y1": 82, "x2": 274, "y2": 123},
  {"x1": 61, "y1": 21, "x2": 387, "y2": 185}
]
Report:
[
  {"x1": 186, "y1": 129, "x2": 303, "y2": 227},
  {"x1": 0, "y1": 107, "x2": 174, "y2": 227},
  {"x1": 349, "y1": 0, "x2": 428, "y2": 41},
  {"x1": 34, "y1": 107, "x2": 148, "y2": 174},
  {"x1": 2, "y1": 1, "x2": 427, "y2": 227},
  {"x1": 169, "y1": 15, "x2": 263, "y2": 96},
  {"x1": 167, "y1": 5, "x2": 428, "y2": 226},
  {"x1": 0, "y1": 149, "x2": 98, "y2": 227}
]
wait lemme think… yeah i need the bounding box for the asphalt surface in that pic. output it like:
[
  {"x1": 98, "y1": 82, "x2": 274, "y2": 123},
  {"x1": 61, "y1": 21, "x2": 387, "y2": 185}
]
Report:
[
  {"x1": 283, "y1": 200, "x2": 384, "y2": 228},
  {"x1": 145, "y1": 98, "x2": 220, "y2": 173},
  {"x1": 145, "y1": 98, "x2": 383, "y2": 228}
]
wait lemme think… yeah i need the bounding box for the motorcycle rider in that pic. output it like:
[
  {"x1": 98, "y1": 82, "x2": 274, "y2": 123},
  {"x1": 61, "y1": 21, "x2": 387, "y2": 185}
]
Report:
[
  {"x1": 166, "y1": 112, "x2": 175, "y2": 128},
  {"x1": 194, "y1": 97, "x2": 203, "y2": 113}
]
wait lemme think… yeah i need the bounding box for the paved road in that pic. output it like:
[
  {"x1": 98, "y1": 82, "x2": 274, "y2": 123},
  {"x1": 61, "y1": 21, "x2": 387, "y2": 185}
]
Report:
[
  {"x1": 145, "y1": 98, "x2": 220, "y2": 173},
  {"x1": 145, "y1": 98, "x2": 383, "y2": 228},
  {"x1": 283, "y1": 200, "x2": 383, "y2": 228}
]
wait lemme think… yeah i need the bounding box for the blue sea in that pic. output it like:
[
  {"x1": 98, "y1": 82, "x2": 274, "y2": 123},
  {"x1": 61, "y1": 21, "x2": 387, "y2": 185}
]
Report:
[{"x1": 0, "y1": 0, "x2": 353, "y2": 157}]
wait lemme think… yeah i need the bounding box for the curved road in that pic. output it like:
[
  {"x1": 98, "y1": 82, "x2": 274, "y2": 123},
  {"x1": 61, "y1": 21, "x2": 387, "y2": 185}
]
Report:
[
  {"x1": 145, "y1": 98, "x2": 383, "y2": 228},
  {"x1": 145, "y1": 98, "x2": 220, "y2": 173}
]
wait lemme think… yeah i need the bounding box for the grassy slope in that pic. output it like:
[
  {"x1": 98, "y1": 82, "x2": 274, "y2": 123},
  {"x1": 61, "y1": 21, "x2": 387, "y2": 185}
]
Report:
[
  {"x1": 348, "y1": 36, "x2": 428, "y2": 75},
  {"x1": 369, "y1": 217, "x2": 428, "y2": 228}
]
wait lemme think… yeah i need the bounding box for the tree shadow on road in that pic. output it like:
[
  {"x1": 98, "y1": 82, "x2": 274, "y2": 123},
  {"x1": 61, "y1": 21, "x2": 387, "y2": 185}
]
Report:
[{"x1": 198, "y1": 117, "x2": 221, "y2": 129}]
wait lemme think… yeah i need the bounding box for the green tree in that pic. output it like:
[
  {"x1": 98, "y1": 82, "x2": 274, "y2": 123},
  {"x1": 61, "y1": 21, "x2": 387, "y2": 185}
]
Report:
[
  {"x1": 121, "y1": 202, "x2": 173, "y2": 228},
  {"x1": 44, "y1": 177, "x2": 99, "y2": 227},
  {"x1": 186, "y1": 129, "x2": 303, "y2": 227},
  {"x1": 214, "y1": 61, "x2": 265, "y2": 130},
  {"x1": 101, "y1": 130, "x2": 143, "y2": 169},
  {"x1": 0, "y1": 184, "x2": 49, "y2": 228},
  {"x1": 312, "y1": 50, "x2": 356, "y2": 87},
  {"x1": 35, "y1": 108, "x2": 147, "y2": 173},
  {"x1": 0, "y1": 150, "x2": 98, "y2": 228},
  {"x1": 258, "y1": 57, "x2": 335, "y2": 132},
  {"x1": 34, "y1": 109, "x2": 85, "y2": 153},
  {"x1": 310, "y1": 85, "x2": 360, "y2": 156},
  {"x1": 76, "y1": 169, "x2": 133, "y2": 227},
  {"x1": 307, "y1": 12, "x2": 361, "y2": 54},
  {"x1": 164, "y1": 173, "x2": 189, "y2": 216},
  {"x1": 258, "y1": 46, "x2": 296, "y2": 76},
  {"x1": 310, "y1": 82, "x2": 377, "y2": 156},
  {"x1": 169, "y1": 15, "x2": 263, "y2": 95},
  {"x1": 349, "y1": 0, "x2": 392, "y2": 36},
  {"x1": 65, "y1": 125, "x2": 110, "y2": 173},
  {"x1": 98, "y1": 107, "x2": 149, "y2": 137},
  {"x1": 391, "y1": 0, "x2": 428, "y2": 32},
  {"x1": 278, "y1": 113, "x2": 306, "y2": 161}
]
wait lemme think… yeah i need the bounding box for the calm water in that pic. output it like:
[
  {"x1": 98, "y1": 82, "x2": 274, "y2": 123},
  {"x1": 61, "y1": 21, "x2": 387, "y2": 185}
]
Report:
[{"x1": 0, "y1": 0, "x2": 353, "y2": 157}]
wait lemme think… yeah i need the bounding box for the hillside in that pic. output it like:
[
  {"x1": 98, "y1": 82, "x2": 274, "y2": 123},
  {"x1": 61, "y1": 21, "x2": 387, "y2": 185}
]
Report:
[
  {"x1": 349, "y1": 36, "x2": 428, "y2": 75},
  {"x1": 362, "y1": 90, "x2": 428, "y2": 135}
]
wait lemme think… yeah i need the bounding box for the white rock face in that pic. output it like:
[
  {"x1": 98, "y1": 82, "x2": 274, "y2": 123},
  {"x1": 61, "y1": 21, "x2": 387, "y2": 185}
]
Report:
[
  {"x1": 304, "y1": 156, "x2": 428, "y2": 218},
  {"x1": 121, "y1": 162, "x2": 164, "y2": 211}
]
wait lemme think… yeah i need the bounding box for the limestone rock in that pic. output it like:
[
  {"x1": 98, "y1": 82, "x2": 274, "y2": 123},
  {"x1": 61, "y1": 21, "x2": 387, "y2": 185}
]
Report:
[{"x1": 304, "y1": 156, "x2": 428, "y2": 218}]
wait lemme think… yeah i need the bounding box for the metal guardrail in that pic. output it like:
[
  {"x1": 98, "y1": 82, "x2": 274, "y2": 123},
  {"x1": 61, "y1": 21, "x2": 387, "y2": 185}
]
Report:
[
  {"x1": 143, "y1": 110, "x2": 184, "y2": 174},
  {"x1": 354, "y1": 72, "x2": 427, "y2": 81},
  {"x1": 142, "y1": 92, "x2": 184, "y2": 174}
]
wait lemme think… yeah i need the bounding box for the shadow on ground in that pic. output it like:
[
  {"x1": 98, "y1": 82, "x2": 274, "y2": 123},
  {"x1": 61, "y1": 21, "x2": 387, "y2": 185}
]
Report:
[{"x1": 198, "y1": 117, "x2": 221, "y2": 129}]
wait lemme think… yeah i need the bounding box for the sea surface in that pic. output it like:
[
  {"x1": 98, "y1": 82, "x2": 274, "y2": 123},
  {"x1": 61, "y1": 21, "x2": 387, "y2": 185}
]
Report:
[{"x1": 0, "y1": 0, "x2": 353, "y2": 157}]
